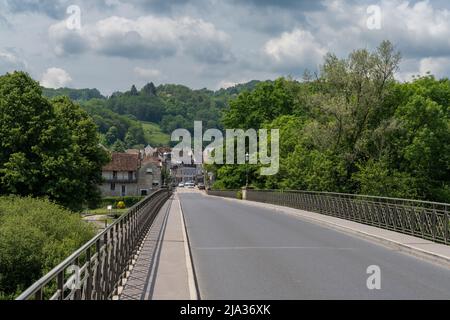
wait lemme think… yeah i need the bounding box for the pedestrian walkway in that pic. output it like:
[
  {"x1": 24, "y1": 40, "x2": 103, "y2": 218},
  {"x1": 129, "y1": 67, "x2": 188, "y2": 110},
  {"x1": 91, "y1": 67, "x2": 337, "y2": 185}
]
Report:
[{"x1": 120, "y1": 193, "x2": 196, "y2": 300}]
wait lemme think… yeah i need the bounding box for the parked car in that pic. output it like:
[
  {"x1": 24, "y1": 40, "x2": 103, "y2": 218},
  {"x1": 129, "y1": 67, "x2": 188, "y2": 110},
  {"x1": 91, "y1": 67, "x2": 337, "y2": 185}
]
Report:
[
  {"x1": 178, "y1": 182, "x2": 185, "y2": 188},
  {"x1": 185, "y1": 182, "x2": 195, "y2": 189},
  {"x1": 197, "y1": 183, "x2": 206, "y2": 190}
]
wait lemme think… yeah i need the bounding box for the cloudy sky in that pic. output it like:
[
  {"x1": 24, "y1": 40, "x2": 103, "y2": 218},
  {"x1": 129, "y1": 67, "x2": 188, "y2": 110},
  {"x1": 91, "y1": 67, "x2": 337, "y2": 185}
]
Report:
[{"x1": 1, "y1": 0, "x2": 450, "y2": 95}]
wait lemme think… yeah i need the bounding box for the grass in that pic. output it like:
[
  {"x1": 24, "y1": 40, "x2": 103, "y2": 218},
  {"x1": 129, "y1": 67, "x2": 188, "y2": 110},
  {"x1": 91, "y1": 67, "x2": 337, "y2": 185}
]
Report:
[
  {"x1": 141, "y1": 121, "x2": 171, "y2": 146},
  {"x1": 84, "y1": 208, "x2": 128, "y2": 216}
]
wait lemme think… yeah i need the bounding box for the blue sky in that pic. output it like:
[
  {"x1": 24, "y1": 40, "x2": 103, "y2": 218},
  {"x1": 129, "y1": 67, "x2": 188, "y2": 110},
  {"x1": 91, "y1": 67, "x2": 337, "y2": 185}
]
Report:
[{"x1": 1, "y1": 0, "x2": 450, "y2": 95}]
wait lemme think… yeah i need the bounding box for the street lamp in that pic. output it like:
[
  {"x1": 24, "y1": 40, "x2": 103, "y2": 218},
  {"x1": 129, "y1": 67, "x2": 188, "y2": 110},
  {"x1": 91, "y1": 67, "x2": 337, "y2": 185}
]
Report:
[{"x1": 245, "y1": 152, "x2": 249, "y2": 189}]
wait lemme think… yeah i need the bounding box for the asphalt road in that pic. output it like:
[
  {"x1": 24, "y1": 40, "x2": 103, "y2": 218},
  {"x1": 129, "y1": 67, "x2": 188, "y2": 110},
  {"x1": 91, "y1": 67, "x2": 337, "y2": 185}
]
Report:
[{"x1": 178, "y1": 190, "x2": 450, "y2": 300}]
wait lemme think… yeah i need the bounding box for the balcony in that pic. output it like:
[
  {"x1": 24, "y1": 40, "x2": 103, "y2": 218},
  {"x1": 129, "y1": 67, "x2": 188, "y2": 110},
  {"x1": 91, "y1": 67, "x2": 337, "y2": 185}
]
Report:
[{"x1": 104, "y1": 177, "x2": 137, "y2": 184}]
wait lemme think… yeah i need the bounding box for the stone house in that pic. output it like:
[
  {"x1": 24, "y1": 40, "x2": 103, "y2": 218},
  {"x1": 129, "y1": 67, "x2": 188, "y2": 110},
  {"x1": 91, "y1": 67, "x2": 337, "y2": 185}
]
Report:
[{"x1": 100, "y1": 152, "x2": 162, "y2": 197}]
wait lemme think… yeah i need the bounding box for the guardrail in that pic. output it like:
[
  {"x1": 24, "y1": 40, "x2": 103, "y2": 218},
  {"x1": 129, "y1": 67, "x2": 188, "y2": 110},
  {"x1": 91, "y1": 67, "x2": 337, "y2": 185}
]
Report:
[
  {"x1": 16, "y1": 189, "x2": 172, "y2": 300},
  {"x1": 207, "y1": 189, "x2": 449, "y2": 245}
]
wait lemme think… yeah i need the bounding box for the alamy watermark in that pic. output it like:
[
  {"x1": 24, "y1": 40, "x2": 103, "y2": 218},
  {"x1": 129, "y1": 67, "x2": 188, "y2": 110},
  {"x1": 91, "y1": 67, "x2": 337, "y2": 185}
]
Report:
[
  {"x1": 171, "y1": 122, "x2": 280, "y2": 176},
  {"x1": 66, "y1": 5, "x2": 82, "y2": 30},
  {"x1": 366, "y1": 265, "x2": 381, "y2": 290},
  {"x1": 367, "y1": 5, "x2": 382, "y2": 30}
]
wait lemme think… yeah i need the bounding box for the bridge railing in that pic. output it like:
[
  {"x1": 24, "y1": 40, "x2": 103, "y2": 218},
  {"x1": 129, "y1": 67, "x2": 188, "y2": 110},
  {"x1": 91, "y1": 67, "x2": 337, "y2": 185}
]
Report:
[
  {"x1": 207, "y1": 189, "x2": 449, "y2": 245},
  {"x1": 16, "y1": 189, "x2": 172, "y2": 301}
]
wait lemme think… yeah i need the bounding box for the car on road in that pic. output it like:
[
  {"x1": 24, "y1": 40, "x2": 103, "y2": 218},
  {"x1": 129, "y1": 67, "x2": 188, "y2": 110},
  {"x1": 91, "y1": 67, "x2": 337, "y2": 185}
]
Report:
[
  {"x1": 185, "y1": 182, "x2": 195, "y2": 189},
  {"x1": 178, "y1": 182, "x2": 185, "y2": 188},
  {"x1": 197, "y1": 183, "x2": 206, "y2": 190}
]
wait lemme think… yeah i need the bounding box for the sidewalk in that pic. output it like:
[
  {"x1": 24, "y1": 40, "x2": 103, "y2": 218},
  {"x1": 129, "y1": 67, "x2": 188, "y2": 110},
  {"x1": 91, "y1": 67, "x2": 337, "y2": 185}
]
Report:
[
  {"x1": 119, "y1": 193, "x2": 197, "y2": 300},
  {"x1": 204, "y1": 193, "x2": 450, "y2": 268},
  {"x1": 151, "y1": 193, "x2": 197, "y2": 300}
]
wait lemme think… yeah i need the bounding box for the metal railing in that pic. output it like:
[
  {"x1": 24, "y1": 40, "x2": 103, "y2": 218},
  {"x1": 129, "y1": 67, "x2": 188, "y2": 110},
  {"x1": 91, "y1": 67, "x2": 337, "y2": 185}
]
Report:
[
  {"x1": 246, "y1": 190, "x2": 449, "y2": 245},
  {"x1": 104, "y1": 178, "x2": 138, "y2": 184},
  {"x1": 16, "y1": 189, "x2": 172, "y2": 300},
  {"x1": 206, "y1": 189, "x2": 449, "y2": 245}
]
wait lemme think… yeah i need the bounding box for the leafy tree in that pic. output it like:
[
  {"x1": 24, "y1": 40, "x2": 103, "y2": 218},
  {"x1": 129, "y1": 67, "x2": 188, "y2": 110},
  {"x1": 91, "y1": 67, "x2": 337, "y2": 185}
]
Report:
[
  {"x1": 222, "y1": 78, "x2": 296, "y2": 130},
  {"x1": 141, "y1": 82, "x2": 157, "y2": 96},
  {"x1": 214, "y1": 41, "x2": 449, "y2": 202},
  {"x1": 0, "y1": 72, "x2": 109, "y2": 211},
  {"x1": 112, "y1": 140, "x2": 126, "y2": 152},
  {"x1": 105, "y1": 126, "x2": 119, "y2": 145}
]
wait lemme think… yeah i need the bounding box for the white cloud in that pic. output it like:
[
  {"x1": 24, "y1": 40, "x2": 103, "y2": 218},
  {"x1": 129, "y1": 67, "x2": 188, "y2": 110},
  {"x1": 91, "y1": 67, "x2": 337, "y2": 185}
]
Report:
[
  {"x1": 396, "y1": 56, "x2": 450, "y2": 81},
  {"x1": 263, "y1": 29, "x2": 326, "y2": 71},
  {"x1": 216, "y1": 79, "x2": 252, "y2": 90},
  {"x1": 419, "y1": 57, "x2": 450, "y2": 78},
  {"x1": 304, "y1": 0, "x2": 450, "y2": 58},
  {"x1": 260, "y1": 0, "x2": 450, "y2": 76},
  {"x1": 48, "y1": 15, "x2": 234, "y2": 63},
  {"x1": 40, "y1": 67, "x2": 72, "y2": 88},
  {"x1": 134, "y1": 67, "x2": 161, "y2": 78},
  {"x1": 0, "y1": 49, "x2": 27, "y2": 73}
]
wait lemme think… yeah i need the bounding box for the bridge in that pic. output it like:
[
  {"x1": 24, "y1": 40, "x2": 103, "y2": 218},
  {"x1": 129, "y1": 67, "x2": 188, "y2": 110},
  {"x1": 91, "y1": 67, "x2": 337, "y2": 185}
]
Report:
[{"x1": 17, "y1": 188, "x2": 450, "y2": 300}]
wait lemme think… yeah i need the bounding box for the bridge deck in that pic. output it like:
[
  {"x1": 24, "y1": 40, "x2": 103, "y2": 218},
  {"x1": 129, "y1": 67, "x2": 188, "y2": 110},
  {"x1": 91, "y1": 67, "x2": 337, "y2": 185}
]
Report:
[{"x1": 119, "y1": 190, "x2": 450, "y2": 300}]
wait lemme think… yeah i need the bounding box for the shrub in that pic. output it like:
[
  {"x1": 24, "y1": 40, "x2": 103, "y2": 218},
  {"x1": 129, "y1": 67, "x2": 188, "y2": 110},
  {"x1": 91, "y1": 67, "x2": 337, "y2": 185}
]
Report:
[
  {"x1": 0, "y1": 196, "x2": 96, "y2": 299},
  {"x1": 116, "y1": 201, "x2": 126, "y2": 209},
  {"x1": 98, "y1": 196, "x2": 144, "y2": 209},
  {"x1": 236, "y1": 191, "x2": 243, "y2": 200}
]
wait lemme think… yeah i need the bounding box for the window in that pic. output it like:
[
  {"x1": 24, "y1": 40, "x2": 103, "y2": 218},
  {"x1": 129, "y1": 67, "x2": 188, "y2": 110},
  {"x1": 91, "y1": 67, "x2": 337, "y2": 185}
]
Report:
[
  {"x1": 141, "y1": 189, "x2": 148, "y2": 196},
  {"x1": 113, "y1": 171, "x2": 118, "y2": 180},
  {"x1": 111, "y1": 183, "x2": 115, "y2": 191},
  {"x1": 121, "y1": 185, "x2": 126, "y2": 196},
  {"x1": 128, "y1": 171, "x2": 133, "y2": 180}
]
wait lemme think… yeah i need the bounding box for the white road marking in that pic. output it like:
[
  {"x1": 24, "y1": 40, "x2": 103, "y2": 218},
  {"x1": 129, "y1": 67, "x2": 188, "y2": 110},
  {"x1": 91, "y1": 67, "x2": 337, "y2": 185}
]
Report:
[{"x1": 177, "y1": 193, "x2": 199, "y2": 300}]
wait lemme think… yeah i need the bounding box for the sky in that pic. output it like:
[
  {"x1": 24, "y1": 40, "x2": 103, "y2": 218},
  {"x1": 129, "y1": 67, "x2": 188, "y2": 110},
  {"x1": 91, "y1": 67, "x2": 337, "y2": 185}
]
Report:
[{"x1": 1, "y1": 0, "x2": 450, "y2": 95}]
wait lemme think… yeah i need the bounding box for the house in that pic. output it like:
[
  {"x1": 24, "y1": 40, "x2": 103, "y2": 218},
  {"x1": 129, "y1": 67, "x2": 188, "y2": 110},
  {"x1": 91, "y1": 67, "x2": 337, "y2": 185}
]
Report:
[{"x1": 100, "y1": 152, "x2": 163, "y2": 197}]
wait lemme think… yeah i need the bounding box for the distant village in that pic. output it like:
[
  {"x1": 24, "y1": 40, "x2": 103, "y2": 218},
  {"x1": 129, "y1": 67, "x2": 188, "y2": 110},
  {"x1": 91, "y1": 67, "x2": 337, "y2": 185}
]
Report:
[{"x1": 100, "y1": 145, "x2": 206, "y2": 197}]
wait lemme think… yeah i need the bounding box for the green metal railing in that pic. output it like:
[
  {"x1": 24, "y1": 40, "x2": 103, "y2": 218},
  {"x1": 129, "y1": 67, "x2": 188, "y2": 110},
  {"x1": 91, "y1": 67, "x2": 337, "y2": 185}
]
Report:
[
  {"x1": 16, "y1": 189, "x2": 172, "y2": 300},
  {"x1": 208, "y1": 189, "x2": 449, "y2": 245}
]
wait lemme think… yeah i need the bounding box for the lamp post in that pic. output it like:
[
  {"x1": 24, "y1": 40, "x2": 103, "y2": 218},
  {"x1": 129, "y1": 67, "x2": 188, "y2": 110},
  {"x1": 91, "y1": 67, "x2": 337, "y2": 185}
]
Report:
[{"x1": 245, "y1": 152, "x2": 249, "y2": 189}]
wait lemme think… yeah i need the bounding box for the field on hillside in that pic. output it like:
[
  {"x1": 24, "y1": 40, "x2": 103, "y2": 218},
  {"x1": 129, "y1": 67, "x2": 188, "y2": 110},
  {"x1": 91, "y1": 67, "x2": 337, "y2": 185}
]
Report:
[{"x1": 141, "y1": 121, "x2": 171, "y2": 146}]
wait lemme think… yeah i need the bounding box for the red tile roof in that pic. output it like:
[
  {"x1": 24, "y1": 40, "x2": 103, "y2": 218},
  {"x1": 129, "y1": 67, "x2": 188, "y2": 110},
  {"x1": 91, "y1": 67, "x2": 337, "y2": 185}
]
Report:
[
  {"x1": 142, "y1": 155, "x2": 161, "y2": 165},
  {"x1": 103, "y1": 153, "x2": 140, "y2": 171}
]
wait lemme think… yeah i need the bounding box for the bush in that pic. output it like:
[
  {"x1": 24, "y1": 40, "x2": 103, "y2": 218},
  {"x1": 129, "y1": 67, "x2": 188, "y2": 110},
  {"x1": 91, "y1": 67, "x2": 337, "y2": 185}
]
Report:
[
  {"x1": 97, "y1": 196, "x2": 144, "y2": 209},
  {"x1": 0, "y1": 196, "x2": 96, "y2": 299},
  {"x1": 236, "y1": 191, "x2": 243, "y2": 200}
]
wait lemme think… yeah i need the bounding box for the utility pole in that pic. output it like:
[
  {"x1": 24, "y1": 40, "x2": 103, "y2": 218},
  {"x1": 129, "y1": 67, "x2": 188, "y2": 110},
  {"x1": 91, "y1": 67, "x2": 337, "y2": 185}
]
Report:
[{"x1": 245, "y1": 152, "x2": 249, "y2": 189}]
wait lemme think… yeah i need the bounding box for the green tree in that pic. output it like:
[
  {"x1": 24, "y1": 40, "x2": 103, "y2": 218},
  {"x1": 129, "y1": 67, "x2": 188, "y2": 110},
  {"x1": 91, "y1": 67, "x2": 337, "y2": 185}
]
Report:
[
  {"x1": 112, "y1": 140, "x2": 126, "y2": 152},
  {"x1": 105, "y1": 126, "x2": 119, "y2": 145},
  {"x1": 0, "y1": 72, "x2": 109, "y2": 211}
]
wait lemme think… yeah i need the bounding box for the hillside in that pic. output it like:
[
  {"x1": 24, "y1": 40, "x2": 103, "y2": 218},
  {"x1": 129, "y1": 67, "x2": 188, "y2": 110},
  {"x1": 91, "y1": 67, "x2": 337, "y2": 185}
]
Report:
[{"x1": 42, "y1": 80, "x2": 263, "y2": 149}]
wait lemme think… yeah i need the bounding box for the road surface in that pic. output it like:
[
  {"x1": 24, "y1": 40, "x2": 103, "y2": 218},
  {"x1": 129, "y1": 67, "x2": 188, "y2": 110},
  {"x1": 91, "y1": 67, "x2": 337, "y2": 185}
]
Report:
[{"x1": 179, "y1": 190, "x2": 450, "y2": 300}]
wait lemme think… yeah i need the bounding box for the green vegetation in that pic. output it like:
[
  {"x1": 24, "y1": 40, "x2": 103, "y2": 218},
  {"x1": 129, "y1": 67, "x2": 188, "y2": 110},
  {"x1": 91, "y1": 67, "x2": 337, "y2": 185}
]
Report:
[
  {"x1": 211, "y1": 41, "x2": 450, "y2": 203},
  {"x1": 85, "y1": 208, "x2": 127, "y2": 216},
  {"x1": 99, "y1": 196, "x2": 145, "y2": 209},
  {"x1": 0, "y1": 72, "x2": 110, "y2": 211},
  {"x1": 42, "y1": 87, "x2": 105, "y2": 101},
  {"x1": 141, "y1": 121, "x2": 171, "y2": 146},
  {"x1": 42, "y1": 81, "x2": 260, "y2": 149},
  {"x1": 0, "y1": 196, "x2": 96, "y2": 300}
]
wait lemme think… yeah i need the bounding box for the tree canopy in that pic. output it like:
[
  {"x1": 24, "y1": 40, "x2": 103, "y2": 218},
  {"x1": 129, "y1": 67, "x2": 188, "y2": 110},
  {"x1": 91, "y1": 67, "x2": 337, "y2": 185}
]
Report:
[
  {"x1": 211, "y1": 41, "x2": 450, "y2": 203},
  {"x1": 0, "y1": 72, "x2": 109, "y2": 211}
]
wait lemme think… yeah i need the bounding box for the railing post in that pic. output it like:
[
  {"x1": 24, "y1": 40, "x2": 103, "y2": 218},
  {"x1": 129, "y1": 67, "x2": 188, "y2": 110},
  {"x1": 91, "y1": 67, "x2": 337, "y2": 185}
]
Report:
[
  {"x1": 57, "y1": 270, "x2": 64, "y2": 301},
  {"x1": 86, "y1": 247, "x2": 92, "y2": 300},
  {"x1": 445, "y1": 205, "x2": 449, "y2": 245}
]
